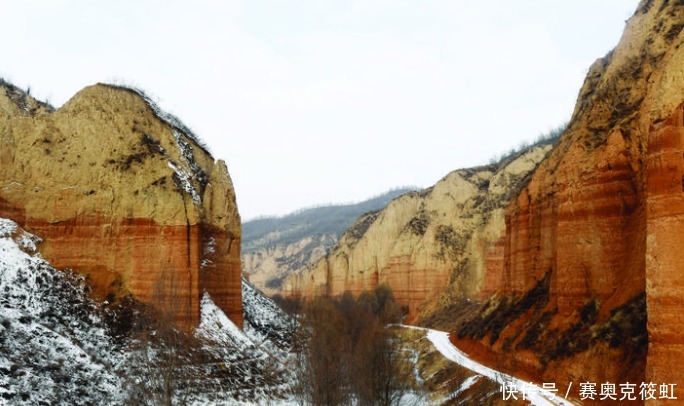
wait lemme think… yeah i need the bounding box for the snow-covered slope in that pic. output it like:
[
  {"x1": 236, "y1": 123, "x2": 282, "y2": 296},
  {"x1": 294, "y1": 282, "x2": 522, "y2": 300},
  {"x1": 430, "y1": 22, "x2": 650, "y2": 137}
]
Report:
[
  {"x1": 426, "y1": 330, "x2": 571, "y2": 406},
  {"x1": 193, "y1": 292, "x2": 294, "y2": 404},
  {"x1": 242, "y1": 276, "x2": 295, "y2": 352},
  {"x1": 198, "y1": 292, "x2": 254, "y2": 350},
  {"x1": 0, "y1": 218, "x2": 123, "y2": 405},
  {"x1": 0, "y1": 217, "x2": 298, "y2": 405}
]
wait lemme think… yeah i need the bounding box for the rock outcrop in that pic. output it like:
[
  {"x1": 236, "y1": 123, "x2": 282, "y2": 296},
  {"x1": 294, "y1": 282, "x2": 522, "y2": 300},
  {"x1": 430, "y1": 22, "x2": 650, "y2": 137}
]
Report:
[
  {"x1": 0, "y1": 81, "x2": 242, "y2": 328},
  {"x1": 647, "y1": 103, "x2": 684, "y2": 393},
  {"x1": 283, "y1": 0, "x2": 684, "y2": 395},
  {"x1": 453, "y1": 0, "x2": 684, "y2": 395},
  {"x1": 242, "y1": 188, "x2": 414, "y2": 295},
  {"x1": 284, "y1": 146, "x2": 552, "y2": 323},
  {"x1": 243, "y1": 234, "x2": 336, "y2": 296}
]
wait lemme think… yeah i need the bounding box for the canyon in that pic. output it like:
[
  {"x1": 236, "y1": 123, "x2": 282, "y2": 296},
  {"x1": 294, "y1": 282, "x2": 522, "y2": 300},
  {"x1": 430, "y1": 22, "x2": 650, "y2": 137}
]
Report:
[
  {"x1": 284, "y1": 144, "x2": 554, "y2": 323},
  {"x1": 242, "y1": 188, "x2": 414, "y2": 295},
  {"x1": 284, "y1": 0, "x2": 684, "y2": 397},
  {"x1": 2, "y1": 0, "x2": 684, "y2": 403}
]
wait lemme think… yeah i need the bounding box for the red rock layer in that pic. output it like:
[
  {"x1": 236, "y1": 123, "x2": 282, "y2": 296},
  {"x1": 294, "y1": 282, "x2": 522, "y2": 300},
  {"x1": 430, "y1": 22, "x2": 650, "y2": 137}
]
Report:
[
  {"x1": 284, "y1": 147, "x2": 552, "y2": 323},
  {"x1": 199, "y1": 224, "x2": 243, "y2": 328},
  {"x1": 480, "y1": 234, "x2": 505, "y2": 299},
  {"x1": 504, "y1": 129, "x2": 645, "y2": 319},
  {"x1": 0, "y1": 84, "x2": 242, "y2": 329},
  {"x1": 457, "y1": 108, "x2": 684, "y2": 400},
  {"x1": 383, "y1": 257, "x2": 451, "y2": 322},
  {"x1": 467, "y1": 99, "x2": 651, "y2": 399},
  {"x1": 646, "y1": 103, "x2": 684, "y2": 391},
  {"x1": 310, "y1": 255, "x2": 452, "y2": 324},
  {"x1": 458, "y1": 0, "x2": 684, "y2": 395},
  {"x1": 0, "y1": 209, "x2": 242, "y2": 330}
]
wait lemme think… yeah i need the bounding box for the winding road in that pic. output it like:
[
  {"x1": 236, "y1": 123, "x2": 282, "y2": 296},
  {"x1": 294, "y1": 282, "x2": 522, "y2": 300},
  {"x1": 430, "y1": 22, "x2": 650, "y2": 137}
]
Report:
[{"x1": 402, "y1": 326, "x2": 575, "y2": 406}]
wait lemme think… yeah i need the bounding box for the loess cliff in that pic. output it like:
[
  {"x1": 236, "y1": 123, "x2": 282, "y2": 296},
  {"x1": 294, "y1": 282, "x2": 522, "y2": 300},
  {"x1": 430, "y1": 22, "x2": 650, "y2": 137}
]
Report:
[
  {"x1": 0, "y1": 81, "x2": 242, "y2": 328},
  {"x1": 242, "y1": 188, "x2": 413, "y2": 295},
  {"x1": 243, "y1": 233, "x2": 336, "y2": 296},
  {"x1": 452, "y1": 0, "x2": 684, "y2": 396},
  {"x1": 284, "y1": 145, "x2": 553, "y2": 323},
  {"x1": 284, "y1": 0, "x2": 684, "y2": 397}
]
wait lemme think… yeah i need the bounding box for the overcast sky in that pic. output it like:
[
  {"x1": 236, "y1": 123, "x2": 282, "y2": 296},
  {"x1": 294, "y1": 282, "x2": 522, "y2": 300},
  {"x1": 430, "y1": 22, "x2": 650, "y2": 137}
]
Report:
[{"x1": 2, "y1": 1, "x2": 639, "y2": 220}]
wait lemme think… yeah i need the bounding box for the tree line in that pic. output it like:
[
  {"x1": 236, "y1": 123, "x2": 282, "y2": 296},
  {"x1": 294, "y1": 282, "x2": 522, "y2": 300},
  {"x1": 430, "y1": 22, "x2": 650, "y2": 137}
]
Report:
[
  {"x1": 277, "y1": 284, "x2": 419, "y2": 405},
  {"x1": 112, "y1": 280, "x2": 418, "y2": 405}
]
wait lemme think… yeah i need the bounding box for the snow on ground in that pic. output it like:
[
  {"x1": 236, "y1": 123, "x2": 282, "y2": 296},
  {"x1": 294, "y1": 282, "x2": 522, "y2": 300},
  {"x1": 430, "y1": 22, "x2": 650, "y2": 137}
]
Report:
[
  {"x1": 6, "y1": 214, "x2": 546, "y2": 405},
  {"x1": 0, "y1": 218, "x2": 40, "y2": 252},
  {"x1": 0, "y1": 217, "x2": 297, "y2": 405},
  {"x1": 193, "y1": 288, "x2": 295, "y2": 404},
  {"x1": 448, "y1": 374, "x2": 482, "y2": 400},
  {"x1": 242, "y1": 276, "x2": 295, "y2": 354},
  {"x1": 427, "y1": 329, "x2": 573, "y2": 405},
  {"x1": 403, "y1": 347, "x2": 425, "y2": 388},
  {"x1": 0, "y1": 218, "x2": 123, "y2": 405},
  {"x1": 197, "y1": 292, "x2": 254, "y2": 350},
  {"x1": 402, "y1": 325, "x2": 574, "y2": 406}
]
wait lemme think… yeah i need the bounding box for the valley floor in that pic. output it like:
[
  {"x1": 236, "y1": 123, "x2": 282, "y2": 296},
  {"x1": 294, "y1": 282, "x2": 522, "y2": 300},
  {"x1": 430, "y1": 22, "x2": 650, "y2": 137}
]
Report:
[{"x1": 399, "y1": 325, "x2": 576, "y2": 405}]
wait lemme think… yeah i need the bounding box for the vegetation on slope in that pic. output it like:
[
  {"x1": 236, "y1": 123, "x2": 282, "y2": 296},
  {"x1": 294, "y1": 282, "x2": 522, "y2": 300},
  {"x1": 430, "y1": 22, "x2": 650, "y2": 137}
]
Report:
[
  {"x1": 243, "y1": 187, "x2": 416, "y2": 249},
  {"x1": 243, "y1": 188, "x2": 417, "y2": 292},
  {"x1": 278, "y1": 285, "x2": 418, "y2": 405}
]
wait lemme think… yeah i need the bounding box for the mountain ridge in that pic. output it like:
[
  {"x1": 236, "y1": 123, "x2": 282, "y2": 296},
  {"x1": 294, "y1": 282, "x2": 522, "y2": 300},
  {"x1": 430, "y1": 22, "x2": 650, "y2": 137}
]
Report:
[
  {"x1": 283, "y1": 143, "x2": 554, "y2": 323},
  {"x1": 242, "y1": 187, "x2": 416, "y2": 294}
]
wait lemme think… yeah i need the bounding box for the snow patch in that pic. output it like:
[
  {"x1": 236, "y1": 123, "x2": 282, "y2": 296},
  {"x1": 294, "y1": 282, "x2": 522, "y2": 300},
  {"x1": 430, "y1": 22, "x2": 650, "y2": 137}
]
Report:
[
  {"x1": 0, "y1": 217, "x2": 123, "y2": 404},
  {"x1": 201, "y1": 238, "x2": 217, "y2": 269},
  {"x1": 197, "y1": 292, "x2": 253, "y2": 350},
  {"x1": 449, "y1": 374, "x2": 482, "y2": 400},
  {"x1": 204, "y1": 237, "x2": 216, "y2": 255},
  {"x1": 242, "y1": 277, "x2": 295, "y2": 353},
  {"x1": 168, "y1": 160, "x2": 201, "y2": 203},
  {"x1": 0, "y1": 218, "x2": 40, "y2": 253},
  {"x1": 0, "y1": 217, "x2": 17, "y2": 235}
]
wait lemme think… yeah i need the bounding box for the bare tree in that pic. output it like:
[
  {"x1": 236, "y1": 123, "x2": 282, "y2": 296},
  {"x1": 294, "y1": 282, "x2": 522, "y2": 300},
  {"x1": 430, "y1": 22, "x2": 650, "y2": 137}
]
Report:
[
  {"x1": 294, "y1": 287, "x2": 412, "y2": 405},
  {"x1": 293, "y1": 297, "x2": 352, "y2": 405},
  {"x1": 353, "y1": 327, "x2": 415, "y2": 405}
]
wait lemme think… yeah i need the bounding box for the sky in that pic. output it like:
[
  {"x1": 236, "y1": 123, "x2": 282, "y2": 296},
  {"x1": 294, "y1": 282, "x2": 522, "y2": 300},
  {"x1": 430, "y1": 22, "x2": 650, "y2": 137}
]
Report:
[{"x1": 1, "y1": 0, "x2": 640, "y2": 220}]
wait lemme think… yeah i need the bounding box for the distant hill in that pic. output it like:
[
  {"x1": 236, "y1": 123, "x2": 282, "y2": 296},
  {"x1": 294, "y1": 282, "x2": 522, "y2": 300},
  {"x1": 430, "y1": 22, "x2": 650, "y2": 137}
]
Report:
[{"x1": 242, "y1": 188, "x2": 416, "y2": 294}]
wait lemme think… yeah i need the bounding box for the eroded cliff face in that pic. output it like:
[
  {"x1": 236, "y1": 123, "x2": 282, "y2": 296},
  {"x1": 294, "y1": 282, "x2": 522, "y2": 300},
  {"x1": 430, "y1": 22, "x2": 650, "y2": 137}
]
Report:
[
  {"x1": 242, "y1": 188, "x2": 414, "y2": 295},
  {"x1": 284, "y1": 146, "x2": 552, "y2": 323},
  {"x1": 0, "y1": 82, "x2": 242, "y2": 328},
  {"x1": 452, "y1": 0, "x2": 684, "y2": 395},
  {"x1": 646, "y1": 103, "x2": 684, "y2": 394},
  {"x1": 243, "y1": 234, "x2": 335, "y2": 296}
]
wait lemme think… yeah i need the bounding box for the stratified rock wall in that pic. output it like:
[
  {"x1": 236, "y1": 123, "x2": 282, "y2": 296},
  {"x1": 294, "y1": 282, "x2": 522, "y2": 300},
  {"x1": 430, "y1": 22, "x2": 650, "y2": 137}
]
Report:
[
  {"x1": 0, "y1": 83, "x2": 242, "y2": 328},
  {"x1": 285, "y1": 0, "x2": 684, "y2": 392},
  {"x1": 646, "y1": 103, "x2": 684, "y2": 392},
  {"x1": 461, "y1": 0, "x2": 684, "y2": 392},
  {"x1": 241, "y1": 188, "x2": 414, "y2": 295},
  {"x1": 242, "y1": 234, "x2": 336, "y2": 296},
  {"x1": 505, "y1": 127, "x2": 645, "y2": 317},
  {"x1": 284, "y1": 146, "x2": 552, "y2": 322}
]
